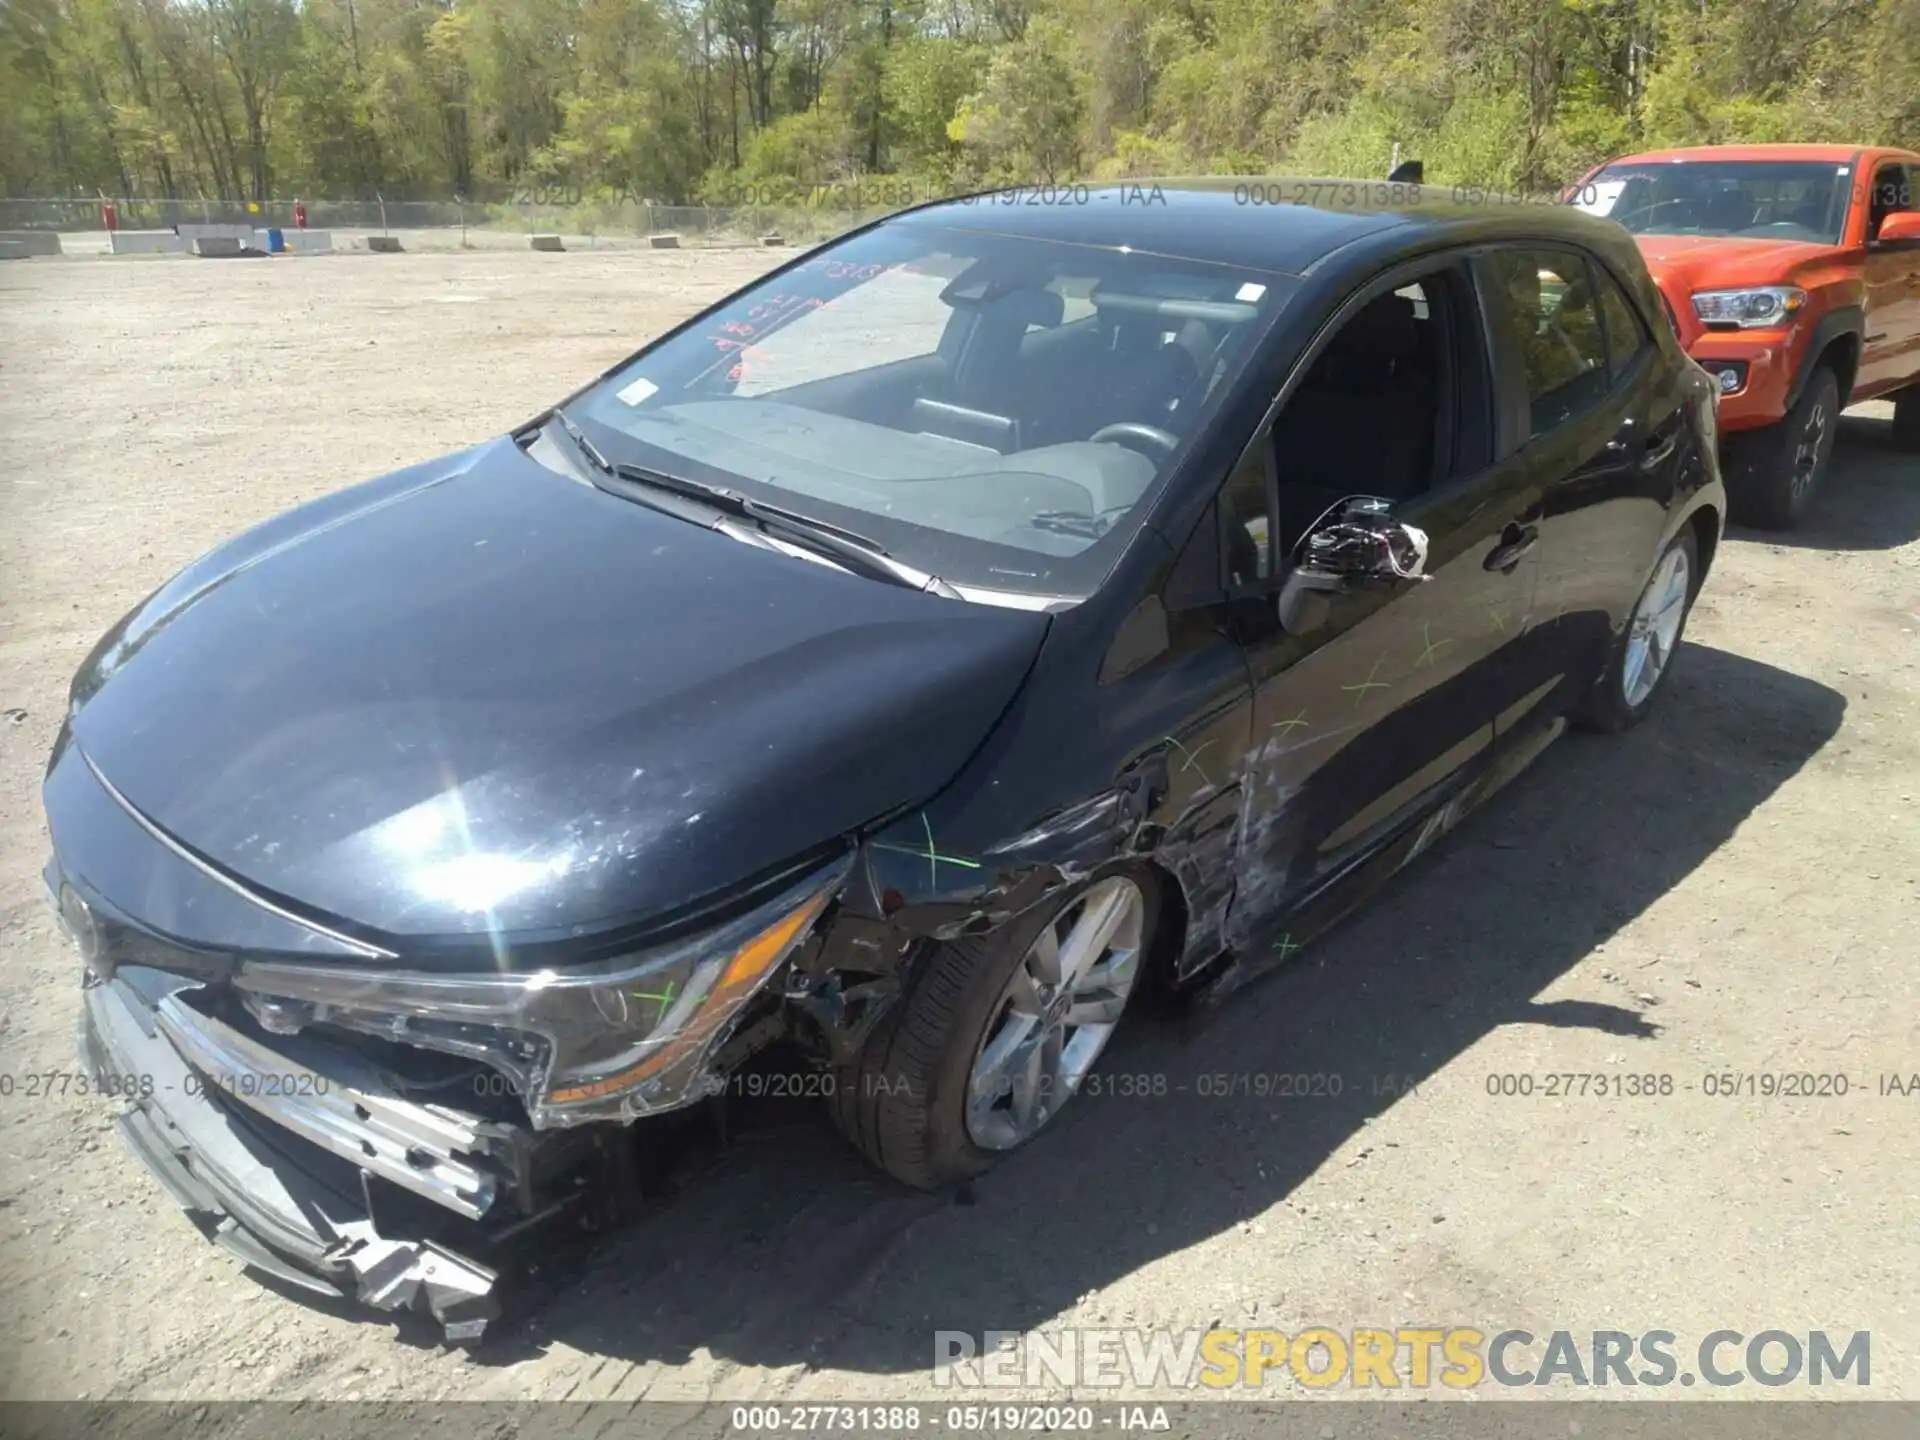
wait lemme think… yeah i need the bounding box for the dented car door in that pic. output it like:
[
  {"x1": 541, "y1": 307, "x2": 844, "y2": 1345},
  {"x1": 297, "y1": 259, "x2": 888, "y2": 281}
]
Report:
[{"x1": 1222, "y1": 260, "x2": 1540, "y2": 953}]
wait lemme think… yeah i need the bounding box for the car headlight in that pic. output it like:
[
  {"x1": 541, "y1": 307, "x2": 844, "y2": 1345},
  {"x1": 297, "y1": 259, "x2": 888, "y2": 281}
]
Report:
[
  {"x1": 231, "y1": 860, "x2": 848, "y2": 1127},
  {"x1": 1690, "y1": 287, "x2": 1805, "y2": 328}
]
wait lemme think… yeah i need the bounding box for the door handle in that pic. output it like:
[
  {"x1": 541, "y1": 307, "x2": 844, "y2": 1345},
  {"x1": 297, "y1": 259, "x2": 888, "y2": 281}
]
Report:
[{"x1": 1484, "y1": 522, "x2": 1538, "y2": 574}]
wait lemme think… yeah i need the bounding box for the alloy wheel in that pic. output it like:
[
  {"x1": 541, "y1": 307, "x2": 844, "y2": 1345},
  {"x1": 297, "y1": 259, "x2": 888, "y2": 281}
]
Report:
[
  {"x1": 1621, "y1": 545, "x2": 1691, "y2": 709},
  {"x1": 1790, "y1": 398, "x2": 1829, "y2": 503},
  {"x1": 964, "y1": 876, "x2": 1145, "y2": 1150}
]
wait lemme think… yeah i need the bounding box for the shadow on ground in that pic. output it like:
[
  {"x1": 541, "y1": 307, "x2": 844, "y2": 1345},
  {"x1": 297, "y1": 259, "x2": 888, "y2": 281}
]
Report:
[
  {"x1": 443, "y1": 642, "x2": 1842, "y2": 1374},
  {"x1": 1727, "y1": 412, "x2": 1920, "y2": 552}
]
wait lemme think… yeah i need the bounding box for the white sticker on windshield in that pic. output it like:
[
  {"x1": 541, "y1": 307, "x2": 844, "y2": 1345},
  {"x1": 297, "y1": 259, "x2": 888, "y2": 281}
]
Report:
[
  {"x1": 1575, "y1": 179, "x2": 1627, "y2": 216},
  {"x1": 616, "y1": 376, "x2": 659, "y2": 407},
  {"x1": 1235, "y1": 282, "x2": 1267, "y2": 303}
]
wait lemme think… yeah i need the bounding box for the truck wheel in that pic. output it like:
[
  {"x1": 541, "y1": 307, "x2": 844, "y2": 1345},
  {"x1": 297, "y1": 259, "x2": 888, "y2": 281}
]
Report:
[
  {"x1": 831, "y1": 869, "x2": 1159, "y2": 1189},
  {"x1": 1730, "y1": 366, "x2": 1838, "y2": 529},
  {"x1": 1571, "y1": 528, "x2": 1699, "y2": 734},
  {"x1": 1893, "y1": 386, "x2": 1920, "y2": 451}
]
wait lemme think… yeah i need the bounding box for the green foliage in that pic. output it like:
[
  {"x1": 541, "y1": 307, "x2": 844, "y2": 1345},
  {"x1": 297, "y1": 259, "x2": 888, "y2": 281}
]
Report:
[
  {"x1": 950, "y1": 18, "x2": 1086, "y2": 181},
  {"x1": 1285, "y1": 102, "x2": 1401, "y2": 180},
  {"x1": 2, "y1": 0, "x2": 1916, "y2": 203},
  {"x1": 885, "y1": 34, "x2": 987, "y2": 178}
]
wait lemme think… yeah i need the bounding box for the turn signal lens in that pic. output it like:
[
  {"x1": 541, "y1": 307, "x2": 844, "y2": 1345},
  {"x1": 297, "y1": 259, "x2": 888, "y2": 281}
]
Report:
[{"x1": 545, "y1": 886, "x2": 834, "y2": 1106}]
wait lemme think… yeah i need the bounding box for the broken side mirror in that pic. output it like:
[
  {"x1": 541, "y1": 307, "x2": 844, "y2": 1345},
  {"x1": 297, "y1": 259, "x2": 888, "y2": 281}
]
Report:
[{"x1": 1276, "y1": 496, "x2": 1430, "y2": 633}]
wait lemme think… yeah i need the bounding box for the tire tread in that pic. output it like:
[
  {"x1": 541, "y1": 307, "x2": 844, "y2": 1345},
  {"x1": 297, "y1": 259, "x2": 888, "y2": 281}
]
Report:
[{"x1": 832, "y1": 935, "x2": 995, "y2": 1189}]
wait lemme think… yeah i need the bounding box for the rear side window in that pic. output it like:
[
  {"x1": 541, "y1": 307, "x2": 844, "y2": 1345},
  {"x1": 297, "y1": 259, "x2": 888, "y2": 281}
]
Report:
[
  {"x1": 1595, "y1": 268, "x2": 1652, "y2": 380},
  {"x1": 1484, "y1": 248, "x2": 1609, "y2": 437}
]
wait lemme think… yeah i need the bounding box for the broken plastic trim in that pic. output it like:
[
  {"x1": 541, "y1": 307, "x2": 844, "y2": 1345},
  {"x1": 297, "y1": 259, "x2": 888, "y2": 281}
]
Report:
[
  {"x1": 82, "y1": 973, "x2": 507, "y2": 1342},
  {"x1": 327, "y1": 1219, "x2": 500, "y2": 1341},
  {"x1": 229, "y1": 857, "x2": 853, "y2": 1129}
]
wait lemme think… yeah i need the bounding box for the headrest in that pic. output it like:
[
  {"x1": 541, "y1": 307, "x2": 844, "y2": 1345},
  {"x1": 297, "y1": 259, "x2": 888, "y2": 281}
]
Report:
[
  {"x1": 1338, "y1": 293, "x2": 1421, "y2": 360},
  {"x1": 1312, "y1": 292, "x2": 1422, "y2": 391},
  {"x1": 969, "y1": 287, "x2": 1064, "y2": 331}
]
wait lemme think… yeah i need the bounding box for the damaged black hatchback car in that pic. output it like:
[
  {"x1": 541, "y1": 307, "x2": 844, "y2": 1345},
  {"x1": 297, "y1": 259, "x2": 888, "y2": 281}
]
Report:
[{"x1": 47, "y1": 182, "x2": 1725, "y2": 1339}]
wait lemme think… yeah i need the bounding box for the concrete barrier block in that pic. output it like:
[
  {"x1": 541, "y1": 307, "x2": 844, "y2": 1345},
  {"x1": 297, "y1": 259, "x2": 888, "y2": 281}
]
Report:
[
  {"x1": 648, "y1": 233, "x2": 682, "y2": 249},
  {"x1": 530, "y1": 234, "x2": 565, "y2": 252},
  {"x1": 278, "y1": 229, "x2": 333, "y2": 253},
  {"x1": 193, "y1": 235, "x2": 246, "y2": 257},
  {"x1": 760, "y1": 234, "x2": 785, "y2": 247},
  {"x1": 178, "y1": 222, "x2": 257, "y2": 244},
  {"x1": 109, "y1": 231, "x2": 189, "y2": 255},
  {"x1": 0, "y1": 241, "x2": 30, "y2": 261},
  {"x1": 365, "y1": 235, "x2": 403, "y2": 253},
  {"x1": 0, "y1": 231, "x2": 62, "y2": 256}
]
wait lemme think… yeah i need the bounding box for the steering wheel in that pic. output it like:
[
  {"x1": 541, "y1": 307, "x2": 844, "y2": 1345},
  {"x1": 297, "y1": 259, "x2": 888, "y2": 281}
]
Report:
[{"x1": 1088, "y1": 422, "x2": 1180, "y2": 458}]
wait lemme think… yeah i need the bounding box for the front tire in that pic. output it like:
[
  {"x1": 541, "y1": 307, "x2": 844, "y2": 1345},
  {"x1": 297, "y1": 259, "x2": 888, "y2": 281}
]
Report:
[
  {"x1": 832, "y1": 869, "x2": 1158, "y2": 1189},
  {"x1": 1572, "y1": 528, "x2": 1699, "y2": 734},
  {"x1": 1729, "y1": 365, "x2": 1838, "y2": 529}
]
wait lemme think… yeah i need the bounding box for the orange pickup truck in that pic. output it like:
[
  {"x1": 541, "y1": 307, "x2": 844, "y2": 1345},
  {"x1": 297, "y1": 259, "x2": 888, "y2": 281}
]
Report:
[{"x1": 1569, "y1": 144, "x2": 1920, "y2": 527}]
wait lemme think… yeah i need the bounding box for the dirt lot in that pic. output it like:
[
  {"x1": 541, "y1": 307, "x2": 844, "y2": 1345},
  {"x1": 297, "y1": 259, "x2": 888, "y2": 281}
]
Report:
[{"x1": 1, "y1": 248, "x2": 1916, "y2": 1405}]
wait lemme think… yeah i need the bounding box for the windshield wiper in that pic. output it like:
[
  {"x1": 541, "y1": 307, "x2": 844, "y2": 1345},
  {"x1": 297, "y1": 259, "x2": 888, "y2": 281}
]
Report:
[
  {"x1": 549, "y1": 408, "x2": 960, "y2": 597},
  {"x1": 1028, "y1": 510, "x2": 1113, "y2": 539},
  {"x1": 550, "y1": 406, "x2": 614, "y2": 474}
]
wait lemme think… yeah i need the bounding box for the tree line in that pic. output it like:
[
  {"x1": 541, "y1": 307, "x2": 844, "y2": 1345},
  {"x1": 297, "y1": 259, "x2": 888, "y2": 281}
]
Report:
[{"x1": 3, "y1": 0, "x2": 1916, "y2": 205}]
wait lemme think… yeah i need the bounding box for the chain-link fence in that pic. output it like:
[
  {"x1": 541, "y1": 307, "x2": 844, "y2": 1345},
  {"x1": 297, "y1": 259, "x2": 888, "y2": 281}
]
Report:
[{"x1": 0, "y1": 195, "x2": 900, "y2": 251}]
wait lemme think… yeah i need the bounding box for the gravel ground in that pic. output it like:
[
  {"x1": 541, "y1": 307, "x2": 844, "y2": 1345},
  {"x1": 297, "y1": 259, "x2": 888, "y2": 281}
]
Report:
[{"x1": 1, "y1": 248, "x2": 1916, "y2": 1404}]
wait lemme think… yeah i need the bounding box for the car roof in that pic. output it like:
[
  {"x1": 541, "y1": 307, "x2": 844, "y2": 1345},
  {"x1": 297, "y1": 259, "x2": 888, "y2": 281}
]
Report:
[
  {"x1": 888, "y1": 177, "x2": 1637, "y2": 278},
  {"x1": 1598, "y1": 143, "x2": 1868, "y2": 166}
]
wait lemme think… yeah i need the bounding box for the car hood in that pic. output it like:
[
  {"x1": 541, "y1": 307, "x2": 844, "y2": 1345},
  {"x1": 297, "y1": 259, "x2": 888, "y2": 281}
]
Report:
[
  {"x1": 63, "y1": 437, "x2": 1049, "y2": 946},
  {"x1": 1632, "y1": 233, "x2": 1849, "y2": 296}
]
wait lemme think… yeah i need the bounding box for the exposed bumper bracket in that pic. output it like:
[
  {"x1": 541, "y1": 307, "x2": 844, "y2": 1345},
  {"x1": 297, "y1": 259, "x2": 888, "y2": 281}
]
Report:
[
  {"x1": 329, "y1": 1219, "x2": 500, "y2": 1340},
  {"x1": 81, "y1": 975, "x2": 504, "y2": 1342}
]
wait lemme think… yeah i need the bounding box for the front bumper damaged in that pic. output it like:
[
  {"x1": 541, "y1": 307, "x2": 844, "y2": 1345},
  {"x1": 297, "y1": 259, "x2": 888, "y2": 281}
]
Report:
[
  {"x1": 48, "y1": 723, "x2": 855, "y2": 1340},
  {"x1": 51, "y1": 756, "x2": 859, "y2": 1341},
  {"x1": 81, "y1": 972, "x2": 509, "y2": 1339}
]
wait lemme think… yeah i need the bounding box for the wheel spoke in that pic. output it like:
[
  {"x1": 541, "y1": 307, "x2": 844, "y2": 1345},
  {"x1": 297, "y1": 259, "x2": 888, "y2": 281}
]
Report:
[
  {"x1": 1660, "y1": 562, "x2": 1688, "y2": 610},
  {"x1": 1622, "y1": 640, "x2": 1647, "y2": 701},
  {"x1": 971, "y1": 1011, "x2": 1038, "y2": 1100},
  {"x1": 1066, "y1": 987, "x2": 1127, "y2": 1027},
  {"x1": 1027, "y1": 921, "x2": 1063, "y2": 986},
  {"x1": 1057, "y1": 884, "x2": 1127, "y2": 987},
  {"x1": 1655, "y1": 602, "x2": 1686, "y2": 651},
  {"x1": 1040, "y1": 1027, "x2": 1066, "y2": 1102},
  {"x1": 1003, "y1": 963, "x2": 1045, "y2": 1018},
  {"x1": 1007, "y1": 1031, "x2": 1050, "y2": 1127}
]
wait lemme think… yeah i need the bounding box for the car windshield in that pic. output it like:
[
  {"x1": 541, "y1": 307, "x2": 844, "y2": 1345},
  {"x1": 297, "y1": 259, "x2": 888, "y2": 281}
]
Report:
[
  {"x1": 571, "y1": 216, "x2": 1290, "y2": 598},
  {"x1": 1572, "y1": 160, "x2": 1851, "y2": 245}
]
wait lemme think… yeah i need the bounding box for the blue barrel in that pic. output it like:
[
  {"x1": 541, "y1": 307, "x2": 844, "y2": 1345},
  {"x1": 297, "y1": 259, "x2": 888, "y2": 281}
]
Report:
[{"x1": 264, "y1": 227, "x2": 286, "y2": 253}]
